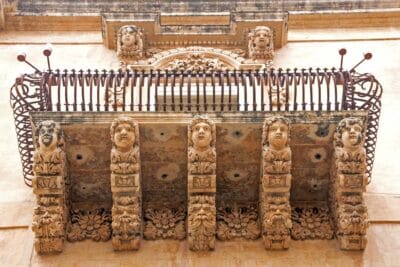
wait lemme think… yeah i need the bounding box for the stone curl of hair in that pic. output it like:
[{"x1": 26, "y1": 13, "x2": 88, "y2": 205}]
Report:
[
  {"x1": 110, "y1": 116, "x2": 139, "y2": 147},
  {"x1": 334, "y1": 117, "x2": 364, "y2": 148},
  {"x1": 262, "y1": 116, "x2": 290, "y2": 147},
  {"x1": 34, "y1": 120, "x2": 63, "y2": 149},
  {"x1": 188, "y1": 115, "x2": 216, "y2": 147}
]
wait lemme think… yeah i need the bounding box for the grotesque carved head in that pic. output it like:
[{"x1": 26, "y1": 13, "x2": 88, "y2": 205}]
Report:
[
  {"x1": 188, "y1": 115, "x2": 216, "y2": 150},
  {"x1": 263, "y1": 202, "x2": 292, "y2": 229},
  {"x1": 262, "y1": 116, "x2": 290, "y2": 150},
  {"x1": 335, "y1": 118, "x2": 364, "y2": 149},
  {"x1": 34, "y1": 120, "x2": 63, "y2": 151},
  {"x1": 189, "y1": 195, "x2": 216, "y2": 228},
  {"x1": 110, "y1": 117, "x2": 139, "y2": 152},
  {"x1": 338, "y1": 203, "x2": 368, "y2": 234}
]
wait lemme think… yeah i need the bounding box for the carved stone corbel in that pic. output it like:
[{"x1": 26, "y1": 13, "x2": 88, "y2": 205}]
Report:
[
  {"x1": 187, "y1": 115, "x2": 217, "y2": 251},
  {"x1": 260, "y1": 116, "x2": 292, "y2": 250},
  {"x1": 110, "y1": 117, "x2": 142, "y2": 251},
  {"x1": 331, "y1": 117, "x2": 368, "y2": 250},
  {"x1": 32, "y1": 120, "x2": 68, "y2": 254}
]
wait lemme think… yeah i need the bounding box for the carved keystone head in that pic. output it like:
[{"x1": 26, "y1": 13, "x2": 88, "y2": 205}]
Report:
[
  {"x1": 34, "y1": 120, "x2": 62, "y2": 151},
  {"x1": 110, "y1": 117, "x2": 139, "y2": 152},
  {"x1": 249, "y1": 26, "x2": 273, "y2": 50},
  {"x1": 335, "y1": 118, "x2": 365, "y2": 149},
  {"x1": 118, "y1": 25, "x2": 142, "y2": 48},
  {"x1": 188, "y1": 115, "x2": 216, "y2": 151},
  {"x1": 262, "y1": 116, "x2": 290, "y2": 150}
]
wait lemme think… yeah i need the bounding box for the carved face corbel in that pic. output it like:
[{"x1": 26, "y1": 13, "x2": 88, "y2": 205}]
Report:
[
  {"x1": 254, "y1": 28, "x2": 271, "y2": 50},
  {"x1": 263, "y1": 117, "x2": 290, "y2": 151},
  {"x1": 35, "y1": 120, "x2": 62, "y2": 152},
  {"x1": 335, "y1": 118, "x2": 365, "y2": 151},
  {"x1": 111, "y1": 117, "x2": 138, "y2": 153},
  {"x1": 189, "y1": 116, "x2": 215, "y2": 152}
]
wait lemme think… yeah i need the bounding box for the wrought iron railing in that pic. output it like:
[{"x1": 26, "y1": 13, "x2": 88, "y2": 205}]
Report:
[{"x1": 10, "y1": 68, "x2": 382, "y2": 186}]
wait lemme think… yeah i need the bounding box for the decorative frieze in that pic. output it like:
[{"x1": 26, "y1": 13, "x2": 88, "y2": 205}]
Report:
[
  {"x1": 187, "y1": 116, "x2": 217, "y2": 251},
  {"x1": 331, "y1": 117, "x2": 368, "y2": 250},
  {"x1": 32, "y1": 120, "x2": 67, "y2": 254},
  {"x1": 110, "y1": 117, "x2": 142, "y2": 250},
  {"x1": 260, "y1": 116, "x2": 292, "y2": 250}
]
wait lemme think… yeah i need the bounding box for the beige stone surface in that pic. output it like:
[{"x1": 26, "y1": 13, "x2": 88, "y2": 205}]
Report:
[{"x1": 0, "y1": 28, "x2": 399, "y2": 265}]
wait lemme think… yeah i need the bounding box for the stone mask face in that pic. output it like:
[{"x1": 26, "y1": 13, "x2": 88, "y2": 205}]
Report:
[
  {"x1": 268, "y1": 121, "x2": 288, "y2": 150},
  {"x1": 121, "y1": 28, "x2": 136, "y2": 47},
  {"x1": 192, "y1": 122, "x2": 212, "y2": 149},
  {"x1": 342, "y1": 123, "x2": 363, "y2": 149},
  {"x1": 114, "y1": 123, "x2": 136, "y2": 150},
  {"x1": 39, "y1": 125, "x2": 58, "y2": 149},
  {"x1": 254, "y1": 29, "x2": 270, "y2": 49}
]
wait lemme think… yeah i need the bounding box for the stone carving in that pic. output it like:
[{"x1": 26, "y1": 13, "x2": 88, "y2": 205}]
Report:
[
  {"x1": 188, "y1": 115, "x2": 216, "y2": 251},
  {"x1": 67, "y1": 209, "x2": 111, "y2": 242},
  {"x1": 291, "y1": 206, "x2": 334, "y2": 240},
  {"x1": 331, "y1": 117, "x2": 368, "y2": 250},
  {"x1": 260, "y1": 116, "x2": 292, "y2": 250},
  {"x1": 248, "y1": 26, "x2": 274, "y2": 62},
  {"x1": 217, "y1": 204, "x2": 260, "y2": 240},
  {"x1": 33, "y1": 121, "x2": 65, "y2": 176},
  {"x1": 167, "y1": 53, "x2": 227, "y2": 72},
  {"x1": 117, "y1": 25, "x2": 144, "y2": 67},
  {"x1": 32, "y1": 121, "x2": 67, "y2": 254},
  {"x1": 110, "y1": 117, "x2": 142, "y2": 250},
  {"x1": 143, "y1": 207, "x2": 186, "y2": 240},
  {"x1": 188, "y1": 195, "x2": 216, "y2": 251}
]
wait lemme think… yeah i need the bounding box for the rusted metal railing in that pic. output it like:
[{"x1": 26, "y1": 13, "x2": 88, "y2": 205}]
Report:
[{"x1": 10, "y1": 68, "x2": 382, "y2": 186}]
